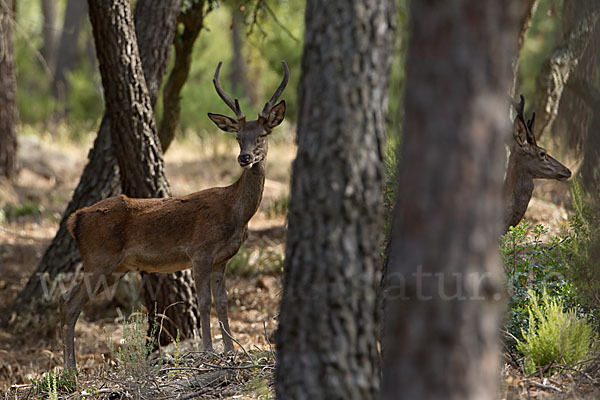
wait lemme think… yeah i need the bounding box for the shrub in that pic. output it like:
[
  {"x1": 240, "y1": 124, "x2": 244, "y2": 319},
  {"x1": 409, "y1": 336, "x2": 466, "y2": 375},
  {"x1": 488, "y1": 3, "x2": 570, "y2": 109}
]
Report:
[
  {"x1": 517, "y1": 288, "x2": 597, "y2": 375},
  {"x1": 501, "y1": 222, "x2": 576, "y2": 344},
  {"x1": 106, "y1": 309, "x2": 159, "y2": 380},
  {"x1": 560, "y1": 179, "x2": 600, "y2": 313}
]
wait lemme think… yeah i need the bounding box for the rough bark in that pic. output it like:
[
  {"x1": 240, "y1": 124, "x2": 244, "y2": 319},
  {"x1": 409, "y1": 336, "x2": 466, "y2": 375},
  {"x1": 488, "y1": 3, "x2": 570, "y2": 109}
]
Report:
[
  {"x1": 275, "y1": 1, "x2": 394, "y2": 399},
  {"x1": 158, "y1": 0, "x2": 206, "y2": 152},
  {"x1": 52, "y1": 0, "x2": 87, "y2": 113},
  {"x1": 0, "y1": 0, "x2": 18, "y2": 180},
  {"x1": 533, "y1": 6, "x2": 600, "y2": 139},
  {"x1": 382, "y1": 1, "x2": 519, "y2": 399},
  {"x1": 7, "y1": 0, "x2": 186, "y2": 329},
  {"x1": 41, "y1": 0, "x2": 58, "y2": 72}
]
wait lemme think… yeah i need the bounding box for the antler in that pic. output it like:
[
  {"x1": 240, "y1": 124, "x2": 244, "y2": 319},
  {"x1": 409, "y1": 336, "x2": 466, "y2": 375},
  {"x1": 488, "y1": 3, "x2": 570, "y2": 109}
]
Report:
[
  {"x1": 512, "y1": 94, "x2": 537, "y2": 145},
  {"x1": 213, "y1": 62, "x2": 246, "y2": 127},
  {"x1": 259, "y1": 61, "x2": 289, "y2": 121}
]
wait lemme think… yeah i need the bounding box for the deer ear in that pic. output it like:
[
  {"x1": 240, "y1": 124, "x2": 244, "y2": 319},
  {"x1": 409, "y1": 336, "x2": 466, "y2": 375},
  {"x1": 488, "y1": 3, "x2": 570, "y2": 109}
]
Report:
[
  {"x1": 513, "y1": 117, "x2": 527, "y2": 146},
  {"x1": 264, "y1": 100, "x2": 286, "y2": 130},
  {"x1": 208, "y1": 113, "x2": 241, "y2": 132}
]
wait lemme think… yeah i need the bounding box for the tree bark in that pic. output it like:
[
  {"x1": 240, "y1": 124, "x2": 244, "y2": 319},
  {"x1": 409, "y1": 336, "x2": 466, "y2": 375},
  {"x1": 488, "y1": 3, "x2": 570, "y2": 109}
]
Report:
[
  {"x1": 52, "y1": 0, "x2": 87, "y2": 115},
  {"x1": 275, "y1": 1, "x2": 394, "y2": 399},
  {"x1": 0, "y1": 0, "x2": 18, "y2": 180},
  {"x1": 40, "y1": 0, "x2": 58, "y2": 73},
  {"x1": 382, "y1": 1, "x2": 519, "y2": 399},
  {"x1": 158, "y1": 0, "x2": 206, "y2": 152}
]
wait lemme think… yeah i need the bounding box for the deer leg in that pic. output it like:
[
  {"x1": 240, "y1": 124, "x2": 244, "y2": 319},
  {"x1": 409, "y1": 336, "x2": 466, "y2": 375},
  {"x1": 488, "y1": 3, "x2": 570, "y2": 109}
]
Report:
[
  {"x1": 193, "y1": 257, "x2": 213, "y2": 352},
  {"x1": 211, "y1": 261, "x2": 234, "y2": 353},
  {"x1": 61, "y1": 269, "x2": 123, "y2": 371}
]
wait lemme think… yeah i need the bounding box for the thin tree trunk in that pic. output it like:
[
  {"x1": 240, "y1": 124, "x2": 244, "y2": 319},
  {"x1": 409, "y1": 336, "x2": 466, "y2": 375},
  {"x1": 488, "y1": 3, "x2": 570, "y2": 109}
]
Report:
[
  {"x1": 510, "y1": 0, "x2": 539, "y2": 98},
  {"x1": 229, "y1": 4, "x2": 254, "y2": 105},
  {"x1": 52, "y1": 0, "x2": 87, "y2": 115},
  {"x1": 158, "y1": 1, "x2": 206, "y2": 152},
  {"x1": 382, "y1": 1, "x2": 519, "y2": 399},
  {"x1": 0, "y1": 0, "x2": 18, "y2": 180},
  {"x1": 40, "y1": 0, "x2": 58, "y2": 73},
  {"x1": 275, "y1": 1, "x2": 394, "y2": 399}
]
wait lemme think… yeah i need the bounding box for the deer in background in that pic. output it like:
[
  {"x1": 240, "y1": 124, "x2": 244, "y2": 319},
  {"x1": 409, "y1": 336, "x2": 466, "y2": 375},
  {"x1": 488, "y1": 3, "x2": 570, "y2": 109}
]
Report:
[
  {"x1": 503, "y1": 95, "x2": 571, "y2": 233},
  {"x1": 61, "y1": 61, "x2": 289, "y2": 371}
]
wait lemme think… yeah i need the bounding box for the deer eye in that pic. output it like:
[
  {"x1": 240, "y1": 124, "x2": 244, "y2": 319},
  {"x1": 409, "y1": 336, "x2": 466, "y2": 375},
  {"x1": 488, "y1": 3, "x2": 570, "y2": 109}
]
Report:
[{"x1": 540, "y1": 151, "x2": 546, "y2": 158}]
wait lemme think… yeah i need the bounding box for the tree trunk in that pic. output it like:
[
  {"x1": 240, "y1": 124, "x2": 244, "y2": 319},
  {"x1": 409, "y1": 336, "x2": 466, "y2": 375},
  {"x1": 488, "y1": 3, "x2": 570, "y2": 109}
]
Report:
[
  {"x1": 40, "y1": 0, "x2": 58, "y2": 73},
  {"x1": 510, "y1": 0, "x2": 539, "y2": 98},
  {"x1": 7, "y1": 0, "x2": 192, "y2": 337},
  {"x1": 229, "y1": 4, "x2": 255, "y2": 105},
  {"x1": 275, "y1": 1, "x2": 394, "y2": 399},
  {"x1": 0, "y1": 0, "x2": 18, "y2": 180},
  {"x1": 381, "y1": 1, "x2": 519, "y2": 399},
  {"x1": 158, "y1": 0, "x2": 206, "y2": 152},
  {"x1": 52, "y1": 0, "x2": 87, "y2": 116}
]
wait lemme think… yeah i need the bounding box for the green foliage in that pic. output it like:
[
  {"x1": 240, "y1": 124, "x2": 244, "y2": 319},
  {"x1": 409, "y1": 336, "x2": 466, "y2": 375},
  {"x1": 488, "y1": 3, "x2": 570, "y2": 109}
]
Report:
[
  {"x1": 228, "y1": 246, "x2": 284, "y2": 276},
  {"x1": 31, "y1": 368, "x2": 77, "y2": 398},
  {"x1": 517, "y1": 288, "x2": 597, "y2": 375},
  {"x1": 501, "y1": 222, "x2": 577, "y2": 344},
  {"x1": 560, "y1": 179, "x2": 600, "y2": 311}
]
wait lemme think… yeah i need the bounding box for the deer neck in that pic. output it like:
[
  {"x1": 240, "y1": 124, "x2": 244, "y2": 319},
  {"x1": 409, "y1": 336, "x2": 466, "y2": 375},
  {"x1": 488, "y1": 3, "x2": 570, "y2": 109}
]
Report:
[
  {"x1": 503, "y1": 153, "x2": 534, "y2": 231},
  {"x1": 231, "y1": 160, "x2": 266, "y2": 224}
]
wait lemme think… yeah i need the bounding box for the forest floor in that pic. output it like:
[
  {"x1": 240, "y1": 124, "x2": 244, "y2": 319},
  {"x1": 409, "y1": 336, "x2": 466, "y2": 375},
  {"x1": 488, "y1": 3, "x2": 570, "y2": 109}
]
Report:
[{"x1": 0, "y1": 129, "x2": 594, "y2": 399}]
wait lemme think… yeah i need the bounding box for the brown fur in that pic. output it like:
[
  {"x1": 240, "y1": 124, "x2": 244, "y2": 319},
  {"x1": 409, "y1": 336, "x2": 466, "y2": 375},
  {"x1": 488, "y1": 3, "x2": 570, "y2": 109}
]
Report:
[{"x1": 61, "y1": 61, "x2": 289, "y2": 371}]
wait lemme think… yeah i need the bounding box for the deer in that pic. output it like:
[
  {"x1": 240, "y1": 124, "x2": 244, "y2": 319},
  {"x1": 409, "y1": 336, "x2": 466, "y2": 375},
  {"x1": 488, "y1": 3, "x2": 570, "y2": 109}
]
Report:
[
  {"x1": 60, "y1": 60, "x2": 289, "y2": 371},
  {"x1": 503, "y1": 95, "x2": 571, "y2": 233}
]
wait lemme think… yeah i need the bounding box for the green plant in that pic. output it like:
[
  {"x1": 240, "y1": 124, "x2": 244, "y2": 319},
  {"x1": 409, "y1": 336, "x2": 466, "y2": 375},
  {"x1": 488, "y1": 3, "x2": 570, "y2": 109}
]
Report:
[
  {"x1": 517, "y1": 288, "x2": 597, "y2": 375},
  {"x1": 31, "y1": 368, "x2": 76, "y2": 398}
]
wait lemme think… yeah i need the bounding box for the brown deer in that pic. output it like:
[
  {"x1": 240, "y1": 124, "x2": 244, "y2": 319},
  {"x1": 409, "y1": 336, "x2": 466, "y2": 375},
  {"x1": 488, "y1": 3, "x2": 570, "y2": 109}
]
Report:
[
  {"x1": 61, "y1": 61, "x2": 289, "y2": 371},
  {"x1": 503, "y1": 95, "x2": 571, "y2": 233}
]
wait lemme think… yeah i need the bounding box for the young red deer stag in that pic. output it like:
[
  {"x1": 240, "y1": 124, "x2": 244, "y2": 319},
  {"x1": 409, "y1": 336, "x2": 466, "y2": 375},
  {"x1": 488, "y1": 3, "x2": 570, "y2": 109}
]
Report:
[
  {"x1": 503, "y1": 95, "x2": 571, "y2": 233},
  {"x1": 61, "y1": 61, "x2": 289, "y2": 371}
]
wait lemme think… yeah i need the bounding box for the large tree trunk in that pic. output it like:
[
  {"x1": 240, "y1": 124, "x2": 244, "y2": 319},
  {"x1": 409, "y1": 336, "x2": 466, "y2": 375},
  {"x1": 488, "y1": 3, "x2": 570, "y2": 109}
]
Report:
[
  {"x1": 275, "y1": 1, "x2": 394, "y2": 399},
  {"x1": 382, "y1": 1, "x2": 519, "y2": 399},
  {"x1": 158, "y1": 1, "x2": 206, "y2": 152},
  {"x1": 7, "y1": 1, "x2": 200, "y2": 345},
  {"x1": 0, "y1": 0, "x2": 18, "y2": 180},
  {"x1": 52, "y1": 0, "x2": 87, "y2": 116}
]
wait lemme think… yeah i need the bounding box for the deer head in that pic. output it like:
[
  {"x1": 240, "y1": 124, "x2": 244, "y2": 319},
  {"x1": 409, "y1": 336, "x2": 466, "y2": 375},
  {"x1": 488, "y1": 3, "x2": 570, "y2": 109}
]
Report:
[
  {"x1": 208, "y1": 61, "x2": 289, "y2": 169},
  {"x1": 510, "y1": 95, "x2": 571, "y2": 181}
]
